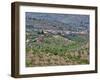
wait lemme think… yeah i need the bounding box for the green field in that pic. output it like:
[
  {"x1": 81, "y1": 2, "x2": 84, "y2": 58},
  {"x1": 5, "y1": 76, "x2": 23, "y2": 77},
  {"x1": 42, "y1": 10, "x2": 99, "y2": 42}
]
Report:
[{"x1": 26, "y1": 30, "x2": 89, "y2": 67}]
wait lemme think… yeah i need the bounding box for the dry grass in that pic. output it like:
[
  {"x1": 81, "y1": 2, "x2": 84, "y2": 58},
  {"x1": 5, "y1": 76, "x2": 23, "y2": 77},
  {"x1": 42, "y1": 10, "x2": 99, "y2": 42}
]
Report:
[{"x1": 26, "y1": 50, "x2": 89, "y2": 67}]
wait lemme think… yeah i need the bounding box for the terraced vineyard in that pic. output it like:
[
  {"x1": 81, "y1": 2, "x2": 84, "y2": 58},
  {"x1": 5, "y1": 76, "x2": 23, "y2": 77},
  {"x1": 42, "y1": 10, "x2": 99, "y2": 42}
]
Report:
[{"x1": 26, "y1": 30, "x2": 89, "y2": 67}]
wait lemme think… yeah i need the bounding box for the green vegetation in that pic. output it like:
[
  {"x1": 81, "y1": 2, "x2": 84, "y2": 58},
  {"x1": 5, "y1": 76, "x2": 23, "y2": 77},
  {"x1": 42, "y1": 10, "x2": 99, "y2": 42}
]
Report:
[{"x1": 26, "y1": 30, "x2": 89, "y2": 67}]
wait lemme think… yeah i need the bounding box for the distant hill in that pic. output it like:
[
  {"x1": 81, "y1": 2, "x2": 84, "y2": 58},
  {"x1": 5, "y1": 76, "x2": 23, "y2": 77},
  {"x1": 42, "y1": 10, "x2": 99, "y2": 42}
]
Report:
[{"x1": 26, "y1": 12, "x2": 89, "y2": 32}]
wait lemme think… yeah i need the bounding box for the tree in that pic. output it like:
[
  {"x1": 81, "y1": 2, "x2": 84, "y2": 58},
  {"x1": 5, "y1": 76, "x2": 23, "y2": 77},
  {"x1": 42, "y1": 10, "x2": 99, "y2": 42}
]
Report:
[
  {"x1": 37, "y1": 30, "x2": 44, "y2": 34},
  {"x1": 41, "y1": 30, "x2": 44, "y2": 34}
]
